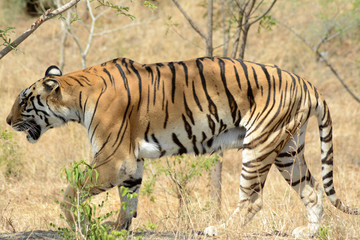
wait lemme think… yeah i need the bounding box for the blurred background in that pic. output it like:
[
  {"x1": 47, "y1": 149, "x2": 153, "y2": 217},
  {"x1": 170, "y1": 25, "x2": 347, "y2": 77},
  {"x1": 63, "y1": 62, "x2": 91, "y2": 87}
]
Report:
[{"x1": 0, "y1": 0, "x2": 359, "y2": 239}]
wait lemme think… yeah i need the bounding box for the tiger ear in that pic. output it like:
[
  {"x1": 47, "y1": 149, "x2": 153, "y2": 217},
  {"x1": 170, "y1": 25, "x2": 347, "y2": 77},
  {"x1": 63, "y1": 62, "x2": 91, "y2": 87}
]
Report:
[
  {"x1": 43, "y1": 79, "x2": 60, "y2": 93},
  {"x1": 45, "y1": 65, "x2": 62, "y2": 77}
]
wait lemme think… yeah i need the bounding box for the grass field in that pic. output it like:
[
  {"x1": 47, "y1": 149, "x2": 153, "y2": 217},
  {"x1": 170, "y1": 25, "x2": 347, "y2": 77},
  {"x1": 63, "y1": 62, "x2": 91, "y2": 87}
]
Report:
[{"x1": 0, "y1": 0, "x2": 359, "y2": 239}]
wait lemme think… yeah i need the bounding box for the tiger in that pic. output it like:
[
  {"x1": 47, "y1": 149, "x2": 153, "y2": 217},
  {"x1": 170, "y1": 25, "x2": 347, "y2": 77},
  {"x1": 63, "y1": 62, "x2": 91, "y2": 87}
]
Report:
[{"x1": 6, "y1": 57, "x2": 359, "y2": 237}]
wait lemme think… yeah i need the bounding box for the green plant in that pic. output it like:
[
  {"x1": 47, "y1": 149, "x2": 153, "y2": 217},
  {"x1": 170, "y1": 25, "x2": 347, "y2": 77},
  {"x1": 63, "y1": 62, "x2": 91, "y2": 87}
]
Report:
[
  {"x1": 51, "y1": 160, "x2": 129, "y2": 240},
  {"x1": 0, "y1": 129, "x2": 22, "y2": 179},
  {"x1": 0, "y1": 27, "x2": 16, "y2": 51},
  {"x1": 318, "y1": 225, "x2": 331, "y2": 240},
  {"x1": 258, "y1": 15, "x2": 276, "y2": 33},
  {"x1": 96, "y1": 0, "x2": 157, "y2": 20}
]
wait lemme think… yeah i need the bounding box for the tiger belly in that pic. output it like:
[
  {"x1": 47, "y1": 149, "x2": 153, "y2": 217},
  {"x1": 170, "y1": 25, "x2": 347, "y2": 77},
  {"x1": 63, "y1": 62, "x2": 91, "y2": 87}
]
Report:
[{"x1": 136, "y1": 126, "x2": 246, "y2": 159}]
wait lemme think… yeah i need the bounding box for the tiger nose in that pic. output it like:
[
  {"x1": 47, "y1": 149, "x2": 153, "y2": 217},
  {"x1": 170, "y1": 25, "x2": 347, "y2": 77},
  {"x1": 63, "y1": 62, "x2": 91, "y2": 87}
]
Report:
[{"x1": 6, "y1": 115, "x2": 11, "y2": 126}]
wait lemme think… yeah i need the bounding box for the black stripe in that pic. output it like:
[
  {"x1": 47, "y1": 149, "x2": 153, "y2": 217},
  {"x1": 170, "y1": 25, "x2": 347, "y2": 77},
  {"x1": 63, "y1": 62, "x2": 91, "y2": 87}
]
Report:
[
  {"x1": 182, "y1": 114, "x2": 192, "y2": 139},
  {"x1": 207, "y1": 114, "x2": 216, "y2": 135},
  {"x1": 146, "y1": 66, "x2": 157, "y2": 105},
  {"x1": 179, "y1": 61, "x2": 189, "y2": 86},
  {"x1": 233, "y1": 66, "x2": 241, "y2": 89},
  {"x1": 168, "y1": 62, "x2": 176, "y2": 103},
  {"x1": 144, "y1": 122, "x2": 150, "y2": 142},
  {"x1": 88, "y1": 88, "x2": 105, "y2": 132},
  {"x1": 218, "y1": 58, "x2": 238, "y2": 123},
  {"x1": 129, "y1": 60, "x2": 142, "y2": 110},
  {"x1": 321, "y1": 146, "x2": 333, "y2": 165},
  {"x1": 122, "y1": 178, "x2": 143, "y2": 188},
  {"x1": 156, "y1": 66, "x2": 161, "y2": 90},
  {"x1": 322, "y1": 170, "x2": 333, "y2": 180},
  {"x1": 172, "y1": 133, "x2": 187, "y2": 154},
  {"x1": 79, "y1": 75, "x2": 92, "y2": 86},
  {"x1": 68, "y1": 76, "x2": 84, "y2": 87},
  {"x1": 192, "y1": 135, "x2": 199, "y2": 155},
  {"x1": 207, "y1": 137, "x2": 213, "y2": 148},
  {"x1": 162, "y1": 79, "x2": 165, "y2": 110},
  {"x1": 219, "y1": 119, "x2": 227, "y2": 134},
  {"x1": 45, "y1": 98, "x2": 66, "y2": 123},
  {"x1": 183, "y1": 94, "x2": 195, "y2": 125},
  {"x1": 94, "y1": 133, "x2": 112, "y2": 158},
  {"x1": 147, "y1": 85, "x2": 150, "y2": 112},
  {"x1": 196, "y1": 58, "x2": 219, "y2": 121},
  {"x1": 192, "y1": 81, "x2": 203, "y2": 111},
  {"x1": 326, "y1": 187, "x2": 335, "y2": 196},
  {"x1": 323, "y1": 179, "x2": 333, "y2": 188},
  {"x1": 103, "y1": 68, "x2": 114, "y2": 87},
  {"x1": 320, "y1": 127, "x2": 332, "y2": 143},
  {"x1": 164, "y1": 101, "x2": 169, "y2": 128},
  {"x1": 36, "y1": 95, "x2": 44, "y2": 107},
  {"x1": 275, "y1": 161, "x2": 294, "y2": 168},
  {"x1": 251, "y1": 66, "x2": 260, "y2": 89},
  {"x1": 113, "y1": 63, "x2": 131, "y2": 147},
  {"x1": 90, "y1": 122, "x2": 100, "y2": 144},
  {"x1": 151, "y1": 134, "x2": 164, "y2": 156},
  {"x1": 276, "y1": 67, "x2": 282, "y2": 91},
  {"x1": 239, "y1": 60, "x2": 255, "y2": 109}
]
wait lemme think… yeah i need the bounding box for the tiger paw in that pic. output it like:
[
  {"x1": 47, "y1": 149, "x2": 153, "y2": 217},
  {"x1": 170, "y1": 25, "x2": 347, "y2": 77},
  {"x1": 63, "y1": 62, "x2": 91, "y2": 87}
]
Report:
[
  {"x1": 204, "y1": 226, "x2": 218, "y2": 236},
  {"x1": 292, "y1": 224, "x2": 320, "y2": 238}
]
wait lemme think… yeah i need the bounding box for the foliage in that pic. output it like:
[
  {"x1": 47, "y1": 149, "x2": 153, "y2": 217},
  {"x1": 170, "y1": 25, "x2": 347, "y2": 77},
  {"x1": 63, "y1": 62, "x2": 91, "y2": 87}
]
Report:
[
  {"x1": 258, "y1": 15, "x2": 276, "y2": 33},
  {"x1": 51, "y1": 160, "x2": 127, "y2": 240},
  {"x1": 0, "y1": 27, "x2": 16, "y2": 51},
  {"x1": 96, "y1": 0, "x2": 157, "y2": 20},
  {"x1": 0, "y1": 129, "x2": 23, "y2": 179},
  {"x1": 318, "y1": 225, "x2": 331, "y2": 240}
]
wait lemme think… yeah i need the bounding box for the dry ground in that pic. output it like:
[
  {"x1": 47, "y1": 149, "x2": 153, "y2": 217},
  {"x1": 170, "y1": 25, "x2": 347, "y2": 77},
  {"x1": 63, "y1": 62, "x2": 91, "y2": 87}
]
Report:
[{"x1": 0, "y1": 1, "x2": 359, "y2": 239}]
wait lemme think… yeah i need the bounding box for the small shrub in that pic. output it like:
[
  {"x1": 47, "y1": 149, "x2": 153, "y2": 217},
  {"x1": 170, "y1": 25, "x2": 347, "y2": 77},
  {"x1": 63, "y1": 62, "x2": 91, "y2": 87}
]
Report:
[
  {"x1": 0, "y1": 129, "x2": 23, "y2": 179},
  {"x1": 51, "y1": 160, "x2": 129, "y2": 240}
]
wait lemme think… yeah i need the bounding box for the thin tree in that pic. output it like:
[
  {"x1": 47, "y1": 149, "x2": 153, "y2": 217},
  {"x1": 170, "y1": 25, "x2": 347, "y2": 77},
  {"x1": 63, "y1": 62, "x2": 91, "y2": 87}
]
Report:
[{"x1": 230, "y1": 0, "x2": 277, "y2": 59}]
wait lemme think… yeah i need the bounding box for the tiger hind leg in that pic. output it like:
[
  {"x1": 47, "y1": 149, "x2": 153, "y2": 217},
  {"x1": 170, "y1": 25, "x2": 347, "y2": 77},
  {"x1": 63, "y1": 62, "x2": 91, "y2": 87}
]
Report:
[
  {"x1": 204, "y1": 146, "x2": 276, "y2": 236},
  {"x1": 275, "y1": 125, "x2": 323, "y2": 238}
]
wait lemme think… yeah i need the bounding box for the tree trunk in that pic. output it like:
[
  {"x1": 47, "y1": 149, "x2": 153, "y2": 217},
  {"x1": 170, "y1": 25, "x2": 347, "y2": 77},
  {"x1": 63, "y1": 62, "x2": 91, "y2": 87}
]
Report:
[{"x1": 239, "y1": 24, "x2": 250, "y2": 59}]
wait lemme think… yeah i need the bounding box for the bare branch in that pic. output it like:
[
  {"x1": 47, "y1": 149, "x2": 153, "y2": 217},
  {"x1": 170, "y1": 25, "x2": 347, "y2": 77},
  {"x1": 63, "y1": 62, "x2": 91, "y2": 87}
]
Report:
[
  {"x1": 93, "y1": 16, "x2": 157, "y2": 36},
  {"x1": 171, "y1": 0, "x2": 207, "y2": 40},
  {"x1": 248, "y1": 0, "x2": 277, "y2": 26},
  {"x1": 0, "y1": 0, "x2": 80, "y2": 60}
]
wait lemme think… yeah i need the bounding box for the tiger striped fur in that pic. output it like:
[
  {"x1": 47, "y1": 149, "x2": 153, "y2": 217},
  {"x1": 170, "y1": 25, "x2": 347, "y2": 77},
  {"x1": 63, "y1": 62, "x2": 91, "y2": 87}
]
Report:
[{"x1": 6, "y1": 57, "x2": 359, "y2": 237}]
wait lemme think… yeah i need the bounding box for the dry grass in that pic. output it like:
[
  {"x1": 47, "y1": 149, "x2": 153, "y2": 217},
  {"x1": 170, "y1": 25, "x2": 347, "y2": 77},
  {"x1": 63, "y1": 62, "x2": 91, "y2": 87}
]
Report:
[{"x1": 1, "y1": 1, "x2": 360, "y2": 239}]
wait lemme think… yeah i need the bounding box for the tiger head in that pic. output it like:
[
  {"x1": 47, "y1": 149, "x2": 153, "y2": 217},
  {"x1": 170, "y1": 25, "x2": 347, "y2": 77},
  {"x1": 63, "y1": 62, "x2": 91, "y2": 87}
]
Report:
[{"x1": 6, "y1": 65, "x2": 67, "y2": 143}]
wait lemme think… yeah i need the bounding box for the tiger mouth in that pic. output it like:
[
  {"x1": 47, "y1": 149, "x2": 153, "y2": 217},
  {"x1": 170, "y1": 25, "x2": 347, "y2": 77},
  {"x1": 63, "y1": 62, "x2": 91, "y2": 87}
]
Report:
[{"x1": 13, "y1": 120, "x2": 41, "y2": 142}]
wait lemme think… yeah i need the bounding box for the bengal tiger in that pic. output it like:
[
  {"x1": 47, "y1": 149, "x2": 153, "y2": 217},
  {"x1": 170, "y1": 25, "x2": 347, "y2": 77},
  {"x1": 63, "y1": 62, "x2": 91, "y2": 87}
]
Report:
[{"x1": 6, "y1": 57, "x2": 359, "y2": 237}]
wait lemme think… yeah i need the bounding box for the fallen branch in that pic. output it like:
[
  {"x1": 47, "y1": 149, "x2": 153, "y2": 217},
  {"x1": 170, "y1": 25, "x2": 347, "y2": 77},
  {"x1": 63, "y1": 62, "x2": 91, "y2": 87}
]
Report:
[{"x1": 0, "y1": 0, "x2": 80, "y2": 60}]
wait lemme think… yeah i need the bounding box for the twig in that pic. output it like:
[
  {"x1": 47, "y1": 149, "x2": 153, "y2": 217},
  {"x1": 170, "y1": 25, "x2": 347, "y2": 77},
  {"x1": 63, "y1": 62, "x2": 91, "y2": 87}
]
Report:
[
  {"x1": 277, "y1": 20, "x2": 360, "y2": 103},
  {"x1": 0, "y1": 0, "x2": 80, "y2": 60},
  {"x1": 248, "y1": 0, "x2": 277, "y2": 26},
  {"x1": 93, "y1": 16, "x2": 157, "y2": 36},
  {"x1": 171, "y1": 0, "x2": 207, "y2": 40}
]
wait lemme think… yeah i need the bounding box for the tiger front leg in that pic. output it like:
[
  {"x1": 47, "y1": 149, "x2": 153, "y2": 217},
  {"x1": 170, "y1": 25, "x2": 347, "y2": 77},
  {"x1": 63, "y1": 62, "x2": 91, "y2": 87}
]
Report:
[
  {"x1": 60, "y1": 160, "x2": 123, "y2": 231},
  {"x1": 104, "y1": 159, "x2": 144, "y2": 231}
]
